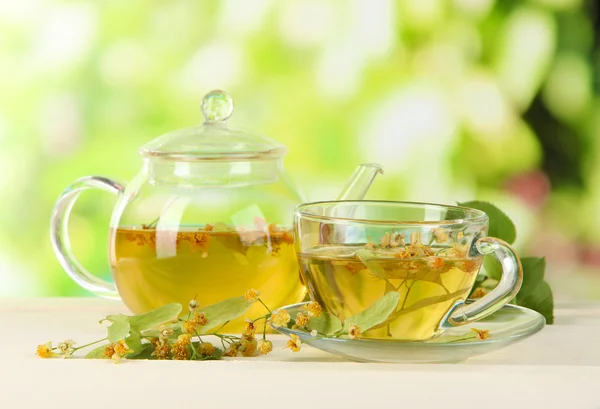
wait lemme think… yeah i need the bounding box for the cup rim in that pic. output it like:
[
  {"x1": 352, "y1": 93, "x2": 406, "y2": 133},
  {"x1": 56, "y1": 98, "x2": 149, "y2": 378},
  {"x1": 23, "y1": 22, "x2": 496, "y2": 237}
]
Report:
[{"x1": 294, "y1": 200, "x2": 488, "y2": 226}]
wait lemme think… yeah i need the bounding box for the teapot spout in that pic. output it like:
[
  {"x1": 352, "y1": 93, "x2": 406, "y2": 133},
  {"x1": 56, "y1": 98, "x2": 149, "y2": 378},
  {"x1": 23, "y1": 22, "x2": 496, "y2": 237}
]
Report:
[{"x1": 336, "y1": 163, "x2": 384, "y2": 200}]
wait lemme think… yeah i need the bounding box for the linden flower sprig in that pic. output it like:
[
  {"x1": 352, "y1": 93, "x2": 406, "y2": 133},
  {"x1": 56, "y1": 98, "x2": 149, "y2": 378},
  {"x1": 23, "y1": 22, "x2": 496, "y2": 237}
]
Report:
[{"x1": 36, "y1": 289, "x2": 296, "y2": 362}]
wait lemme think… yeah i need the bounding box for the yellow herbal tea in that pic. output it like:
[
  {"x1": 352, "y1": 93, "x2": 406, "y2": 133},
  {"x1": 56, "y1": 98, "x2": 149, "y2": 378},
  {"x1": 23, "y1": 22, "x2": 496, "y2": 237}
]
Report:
[
  {"x1": 110, "y1": 225, "x2": 305, "y2": 332},
  {"x1": 299, "y1": 244, "x2": 481, "y2": 341}
]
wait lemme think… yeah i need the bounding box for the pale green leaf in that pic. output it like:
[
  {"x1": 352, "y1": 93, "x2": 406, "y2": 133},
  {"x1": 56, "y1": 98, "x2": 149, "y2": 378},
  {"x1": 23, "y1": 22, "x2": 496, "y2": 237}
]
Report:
[
  {"x1": 199, "y1": 296, "x2": 252, "y2": 333},
  {"x1": 342, "y1": 292, "x2": 400, "y2": 332},
  {"x1": 85, "y1": 344, "x2": 109, "y2": 359},
  {"x1": 102, "y1": 314, "x2": 131, "y2": 342},
  {"x1": 307, "y1": 312, "x2": 342, "y2": 335},
  {"x1": 125, "y1": 331, "x2": 143, "y2": 358},
  {"x1": 458, "y1": 201, "x2": 516, "y2": 244},
  {"x1": 130, "y1": 343, "x2": 155, "y2": 360},
  {"x1": 128, "y1": 303, "x2": 182, "y2": 331},
  {"x1": 142, "y1": 322, "x2": 182, "y2": 339}
]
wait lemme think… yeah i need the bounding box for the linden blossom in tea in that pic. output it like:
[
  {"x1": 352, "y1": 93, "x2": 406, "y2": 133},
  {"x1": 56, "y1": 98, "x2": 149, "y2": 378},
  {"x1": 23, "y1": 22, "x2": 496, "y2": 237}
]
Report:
[
  {"x1": 111, "y1": 220, "x2": 302, "y2": 331},
  {"x1": 300, "y1": 230, "x2": 481, "y2": 341}
]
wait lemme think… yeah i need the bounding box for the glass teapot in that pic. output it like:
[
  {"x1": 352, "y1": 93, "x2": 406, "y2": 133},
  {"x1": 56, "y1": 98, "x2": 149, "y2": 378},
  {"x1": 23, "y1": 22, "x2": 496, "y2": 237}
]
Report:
[{"x1": 50, "y1": 90, "x2": 382, "y2": 330}]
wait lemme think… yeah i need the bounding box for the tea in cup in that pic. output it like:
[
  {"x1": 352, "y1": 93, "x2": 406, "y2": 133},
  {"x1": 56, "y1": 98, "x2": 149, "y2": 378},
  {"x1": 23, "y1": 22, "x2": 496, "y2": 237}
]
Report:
[{"x1": 294, "y1": 201, "x2": 522, "y2": 341}]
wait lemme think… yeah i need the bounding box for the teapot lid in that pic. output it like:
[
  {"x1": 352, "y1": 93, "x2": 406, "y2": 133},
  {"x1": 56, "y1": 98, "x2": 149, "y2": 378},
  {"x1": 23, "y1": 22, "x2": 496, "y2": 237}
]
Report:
[{"x1": 139, "y1": 90, "x2": 287, "y2": 161}]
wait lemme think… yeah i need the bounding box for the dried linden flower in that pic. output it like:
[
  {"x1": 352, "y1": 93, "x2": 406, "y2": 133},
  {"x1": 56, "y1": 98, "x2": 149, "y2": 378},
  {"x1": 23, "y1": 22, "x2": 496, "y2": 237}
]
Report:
[
  {"x1": 182, "y1": 320, "x2": 197, "y2": 334},
  {"x1": 295, "y1": 312, "x2": 310, "y2": 327},
  {"x1": 151, "y1": 340, "x2": 171, "y2": 360},
  {"x1": 57, "y1": 339, "x2": 75, "y2": 358},
  {"x1": 471, "y1": 287, "x2": 488, "y2": 299},
  {"x1": 431, "y1": 228, "x2": 448, "y2": 243},
  {"x1": 104, "y1": 340, "x2": 133, "y2": 363},
  {"x1": 159, "y1": 324, "x2": 174, "y2": 340},
  {"x1": 258, "y1": 339, "x2": 273, "y2": 355},
  {"x1": 285, "y1": 334, "x2": 302, "y2": 352},
  {"x1": 188, "y1": 299, "x2": 200, "y2": 313},
  {"x1": 244, "y1": 289, "x2": 261, "y2": 303},
  {"x1": 172, "y1": 334, "x2": 191, "y2": 360},
  {"x1": 36, "y1": 342, "x2": 57, "y2": 358},
  {"x1": 240, "y1": 337, "x2": 258, "y2": 357},
  {"x1": 224, "y1": 342, "x2": 240, "y2": 357},
  {"x1": 199, "y1": 342, "x2": 216, "y2": 356},
  {"x1": 244, "y1": 319, "x2": 256, "y2": 336},
  {"x1": 472, "y1": 328, "x2": 490, "y2": 341},
  {"x1": 270, "y1": 310, "x2": 291, "y2": 327},
  {"x1": 305, "y1": 302, "x2": 322, "y2": 318},
  {"x1": 427, "y1": 256, "x2": 444, "y2": 270},
  {"x1": 348, "y1": 325, "x2": 361, "y2": 340},
  {"x1": 192, "y1": 312, "x2": 208, "y2": 327}
]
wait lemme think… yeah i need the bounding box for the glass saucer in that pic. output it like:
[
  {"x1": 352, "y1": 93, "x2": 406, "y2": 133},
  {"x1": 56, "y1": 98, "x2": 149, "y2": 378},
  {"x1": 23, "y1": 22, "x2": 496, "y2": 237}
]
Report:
[{"x1": 270, "y1": 302, "x2": 545, "y2": 363}]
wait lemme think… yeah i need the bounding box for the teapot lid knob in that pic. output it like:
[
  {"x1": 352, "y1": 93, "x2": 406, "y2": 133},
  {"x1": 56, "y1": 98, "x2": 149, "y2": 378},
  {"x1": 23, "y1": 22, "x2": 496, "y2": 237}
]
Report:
[{"x1": 201, "y1": 90, "x2": 234, "y2": 123}]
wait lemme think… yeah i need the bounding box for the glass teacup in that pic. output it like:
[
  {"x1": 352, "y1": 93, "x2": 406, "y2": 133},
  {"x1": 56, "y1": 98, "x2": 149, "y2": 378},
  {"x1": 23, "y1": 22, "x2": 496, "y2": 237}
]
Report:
[{"x1": 294, "y1": 201, "x2": 522, "y2": 341}]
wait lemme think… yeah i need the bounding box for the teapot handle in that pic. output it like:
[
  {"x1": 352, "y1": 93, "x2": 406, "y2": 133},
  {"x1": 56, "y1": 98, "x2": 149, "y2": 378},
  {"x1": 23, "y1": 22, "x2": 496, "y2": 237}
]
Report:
[{"x1": 50, "y1": 176, "x2": 124, "y2": 299}]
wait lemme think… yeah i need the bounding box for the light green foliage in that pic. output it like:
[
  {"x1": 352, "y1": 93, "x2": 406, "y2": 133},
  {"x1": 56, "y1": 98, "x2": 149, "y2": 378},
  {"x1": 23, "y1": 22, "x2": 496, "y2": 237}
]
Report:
[
  {"x1": 199, "y1": 296, "x2": 252, "y2": 333},
  {"x1": 307, "y1": 312, "x2": 342, "y2": 335},
  {"x1": 342, "y1": 292, "x2": 400, "y2": 332},
  {"x1": 458, "y1": 201, "x2": 517, "y2": 244},
  {"x1": 101, "y1": 314, "x2": 131, "y2": 343}
]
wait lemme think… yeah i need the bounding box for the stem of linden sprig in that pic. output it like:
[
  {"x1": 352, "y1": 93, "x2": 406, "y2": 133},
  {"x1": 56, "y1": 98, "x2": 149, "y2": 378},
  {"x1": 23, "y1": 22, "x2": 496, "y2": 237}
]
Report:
[
  {"x1": 72, "y1": 338, "x2": 107, "y2": 351},
  {"x1": 257, "y1": 298, "x2": 272, "y2": 314}
]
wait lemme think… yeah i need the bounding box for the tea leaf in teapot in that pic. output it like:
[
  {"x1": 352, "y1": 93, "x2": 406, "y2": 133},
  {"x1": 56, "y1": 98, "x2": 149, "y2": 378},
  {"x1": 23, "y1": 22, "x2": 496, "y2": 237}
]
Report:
[
  {"x1": 199, "y1": 296, "x2": 252, "y2": 334},
  {"x1": 101, "y1": 314, "x2": 131, "y2": 343},
  {"x1": 458, "y1": 201, "x2": 516, "y2": 244},
  {"x1": 128, "y1": 303, "x2": 182, "y2": 331},
  {"x1": 84, "y1": 344, "x2": 110, "y2": 359},
  {"x1": 307, "y1": 312, "x2": 342, "y2": 335},
  {"x1": 342, "y1": 291, "x2": 400, "y2": 333},
  {"x1": 516, "y1": 257, "x2": 554, "y2": 324}
]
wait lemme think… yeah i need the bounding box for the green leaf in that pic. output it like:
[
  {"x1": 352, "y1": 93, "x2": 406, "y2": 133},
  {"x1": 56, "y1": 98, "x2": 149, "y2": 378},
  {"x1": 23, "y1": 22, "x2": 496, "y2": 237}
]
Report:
[
  {"x1": 482, "y1": 257, "x2": 502, "y2": 280},
  {"x1": 128, "y1": 303, "x2": 182, "y2": 331},
  {"x1": 190, "y1": 343, "x2": 224, "y2": 360},
  {"x1": 125, "y1": 331, "x2": 143, "y2": 358},
  {"x1": 199, "y1": 296, "x2": 252, "y2": 333},
  {"x1": 130, "y1": 343, "x2": 155, "y2": 360},
  {"x1": 102, "y1": 314, "x2": 131, "y2": 342},
  {"x1": 342, "y1": 292, "x2": 400, "y2": 332},
  {"x1": 307, "y1": 312, "x2": 343, "y2": 335},
  {"x1": 517, "y1": 280, "x2": 554, "y2": 324},
  {"x1": 516, "y1": 257, "x2": 554, "y2": 324},
  {"x1": 85, "y1": 344, "x2": 109, "y2": 359},
  {"x1": 519, "y1": 257, "x2": 546, "y2": 291},
  {"x1": 142, "y1": 322, "x2": 182, "y2": 339},
  {"x1": 458, "y1": 201, "x2": 516, "y2": 244}
]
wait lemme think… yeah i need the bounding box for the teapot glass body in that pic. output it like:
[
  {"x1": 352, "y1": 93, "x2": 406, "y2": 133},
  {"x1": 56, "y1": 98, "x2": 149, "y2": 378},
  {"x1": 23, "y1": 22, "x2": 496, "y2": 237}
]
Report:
[{"x1": 52, "y1": 156, "x2": 305, "y2": 331}]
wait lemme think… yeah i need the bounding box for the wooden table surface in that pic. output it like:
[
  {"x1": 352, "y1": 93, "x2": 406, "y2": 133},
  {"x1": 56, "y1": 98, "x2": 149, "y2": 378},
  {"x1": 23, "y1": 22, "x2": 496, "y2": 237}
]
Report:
[{"x1": 2, "y1": 298, "x2": 599, "y2": 409}]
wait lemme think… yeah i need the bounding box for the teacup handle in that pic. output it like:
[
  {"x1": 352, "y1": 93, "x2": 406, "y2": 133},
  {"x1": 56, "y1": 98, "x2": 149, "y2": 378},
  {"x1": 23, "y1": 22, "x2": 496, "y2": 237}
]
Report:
[
  {"x1": 50, "y1": 176, "x2": 124, "y2": 299},
  {"x1": 443, "y1": 237, "x2": 523, "y2": 327}
]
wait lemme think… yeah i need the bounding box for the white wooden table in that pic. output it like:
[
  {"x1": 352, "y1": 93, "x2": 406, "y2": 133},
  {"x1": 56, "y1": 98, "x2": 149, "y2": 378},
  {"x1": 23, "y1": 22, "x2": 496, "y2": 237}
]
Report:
[{"x1": 2, "y1": 298, "x2": 599, "y2": 409}]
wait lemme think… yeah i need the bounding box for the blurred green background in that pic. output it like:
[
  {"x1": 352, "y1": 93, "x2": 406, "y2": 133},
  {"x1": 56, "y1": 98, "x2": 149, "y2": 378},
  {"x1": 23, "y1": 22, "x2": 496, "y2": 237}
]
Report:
[{"x1": 1, "y1": 0, "x2": 599, "y2": 300}]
